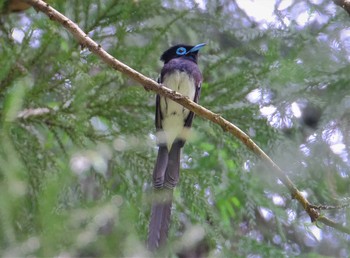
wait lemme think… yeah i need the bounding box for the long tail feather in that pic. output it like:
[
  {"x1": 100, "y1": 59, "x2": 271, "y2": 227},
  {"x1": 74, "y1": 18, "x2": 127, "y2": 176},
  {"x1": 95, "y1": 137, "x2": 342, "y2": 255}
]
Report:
[
  {"x1": 148, "y1": 189, "x2": 173, "y2": 251},
  {"x1": 148, "y1": 142, "x2": 181, "y2": 251},
  {"x1": 152, "y1": 146, "x2": 168, "y2": 188},
  {"x1": 164, "y1": 141, "x2": 181, "y2": 188}
]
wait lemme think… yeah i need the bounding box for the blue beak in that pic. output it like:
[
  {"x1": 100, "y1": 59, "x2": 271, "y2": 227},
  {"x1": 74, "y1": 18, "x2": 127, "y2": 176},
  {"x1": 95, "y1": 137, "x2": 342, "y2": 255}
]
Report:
[{"x1": 187, "y1": 43, "x2": 206, "y2": 53}]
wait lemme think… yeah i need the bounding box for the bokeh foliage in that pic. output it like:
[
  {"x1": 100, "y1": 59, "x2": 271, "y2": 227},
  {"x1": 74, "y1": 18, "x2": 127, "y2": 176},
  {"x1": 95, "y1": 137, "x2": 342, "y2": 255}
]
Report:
[{"x1": 0, "y1": 0, "x2": 349, "y2": 256}]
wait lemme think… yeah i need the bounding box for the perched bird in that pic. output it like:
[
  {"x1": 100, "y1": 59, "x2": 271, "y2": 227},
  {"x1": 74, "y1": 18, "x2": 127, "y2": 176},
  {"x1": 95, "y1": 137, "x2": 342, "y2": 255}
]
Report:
[{"x1": 148, "y1": 43, "x2": 205, "y2": 251}]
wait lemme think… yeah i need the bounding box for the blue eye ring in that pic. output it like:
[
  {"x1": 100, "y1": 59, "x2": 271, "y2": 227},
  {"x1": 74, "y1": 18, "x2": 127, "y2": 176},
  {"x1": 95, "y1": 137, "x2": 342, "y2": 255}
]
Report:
[{"x1": 176, "y1": 47, "x2": 187, "y2": 55}]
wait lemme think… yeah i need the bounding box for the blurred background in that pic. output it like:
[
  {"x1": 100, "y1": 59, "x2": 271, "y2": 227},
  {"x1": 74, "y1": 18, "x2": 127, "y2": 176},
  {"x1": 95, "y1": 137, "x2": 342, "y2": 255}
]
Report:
[{"x1": 0, "y1": 0, "x2": 349, "y2": 257}]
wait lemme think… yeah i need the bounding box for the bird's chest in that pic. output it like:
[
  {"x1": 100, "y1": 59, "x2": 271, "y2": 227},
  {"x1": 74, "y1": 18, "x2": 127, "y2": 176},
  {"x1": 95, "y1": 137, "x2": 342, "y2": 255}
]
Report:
[{"x1": 160, "y1": 71, "x2": 196, "y2": 120}]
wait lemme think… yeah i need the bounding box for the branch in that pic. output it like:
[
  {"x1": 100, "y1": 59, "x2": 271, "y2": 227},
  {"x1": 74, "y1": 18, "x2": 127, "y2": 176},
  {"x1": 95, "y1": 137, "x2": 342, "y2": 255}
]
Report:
[
  {"x1": 24, "y1": 0, "x2": 350, "y2": 234},
  {"x1": 318, "y1": 216, "x2": 350, "y2": 234},
  {"x1": 310, "y1": 199, "x2": 350, "y2": 210},
  {"x1": 333, "y1": 0, "x2": 350, "y2": 15},
  {"x1": 17, "y1": 107, "x2": 50, "y2": 119}
]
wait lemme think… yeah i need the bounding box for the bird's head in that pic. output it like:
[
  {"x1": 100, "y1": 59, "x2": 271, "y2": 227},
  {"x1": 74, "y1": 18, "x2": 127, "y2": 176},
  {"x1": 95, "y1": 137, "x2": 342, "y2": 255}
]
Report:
[{"x1": 160, "y1": 43, "x2": 206, "y2": 64}]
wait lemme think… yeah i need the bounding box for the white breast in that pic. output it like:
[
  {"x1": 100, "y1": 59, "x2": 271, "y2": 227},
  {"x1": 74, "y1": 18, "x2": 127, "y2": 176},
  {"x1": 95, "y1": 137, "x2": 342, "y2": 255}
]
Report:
[{"x1": 159, "y1": 71, "x2": 196, "y2": 150}]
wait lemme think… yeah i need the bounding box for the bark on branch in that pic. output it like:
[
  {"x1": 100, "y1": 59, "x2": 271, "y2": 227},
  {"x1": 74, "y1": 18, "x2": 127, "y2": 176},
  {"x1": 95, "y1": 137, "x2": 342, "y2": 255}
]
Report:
[{"x1": 23, "y1": 0, "x2": 350, "y2": 235}]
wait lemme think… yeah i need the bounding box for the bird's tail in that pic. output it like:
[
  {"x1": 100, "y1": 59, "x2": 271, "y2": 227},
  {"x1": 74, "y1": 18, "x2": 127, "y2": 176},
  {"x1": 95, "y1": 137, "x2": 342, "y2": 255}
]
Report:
[
  {"x1": 148, "y1": 142, "x2": 181, "y2": 251},
  {"x1": 147, "y1": 189, "x2": 173, "y2": 251}
]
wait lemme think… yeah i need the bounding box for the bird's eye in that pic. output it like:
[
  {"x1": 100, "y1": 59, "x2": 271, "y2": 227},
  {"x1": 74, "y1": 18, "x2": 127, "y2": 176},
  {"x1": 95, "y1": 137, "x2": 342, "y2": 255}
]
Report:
[{"x1": 176, "y1": 47, "x2": 187, "y2": 55}]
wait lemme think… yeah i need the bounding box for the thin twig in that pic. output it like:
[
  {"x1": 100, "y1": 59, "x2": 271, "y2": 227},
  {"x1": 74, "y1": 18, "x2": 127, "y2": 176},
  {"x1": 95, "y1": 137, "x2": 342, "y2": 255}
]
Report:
[
  {"x1": 23, "y1": 0, "x2": 350, "y2": 235},
  {"x1": 17, "y1": 108, "x2": 50, "y2": 119},
  {"x1": 310, "y1": 201, "x2": 350, "y2": 210}
]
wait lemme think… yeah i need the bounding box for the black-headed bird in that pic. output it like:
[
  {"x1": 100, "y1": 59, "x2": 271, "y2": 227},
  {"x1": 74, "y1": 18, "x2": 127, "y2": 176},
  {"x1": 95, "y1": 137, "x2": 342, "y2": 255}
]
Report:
[{"x1": 148, "y1": 43, "x2": 206, "y2": 251}]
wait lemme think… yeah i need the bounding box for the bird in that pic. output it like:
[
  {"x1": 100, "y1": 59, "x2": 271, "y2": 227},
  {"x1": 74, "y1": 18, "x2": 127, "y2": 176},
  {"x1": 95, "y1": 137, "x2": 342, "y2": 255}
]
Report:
[{"x1": 148, "y1": 43, "x2": 206, "y2": 251}]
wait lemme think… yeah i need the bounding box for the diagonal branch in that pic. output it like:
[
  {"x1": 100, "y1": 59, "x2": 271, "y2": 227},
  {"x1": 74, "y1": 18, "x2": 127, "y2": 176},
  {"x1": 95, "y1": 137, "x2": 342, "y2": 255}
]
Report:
[
  {"x1": 333, "y1": 0, "x2": 350, "y2": 15},
  {"x1": 23, "y1": 0, "x2": 349, "y2": 234}
]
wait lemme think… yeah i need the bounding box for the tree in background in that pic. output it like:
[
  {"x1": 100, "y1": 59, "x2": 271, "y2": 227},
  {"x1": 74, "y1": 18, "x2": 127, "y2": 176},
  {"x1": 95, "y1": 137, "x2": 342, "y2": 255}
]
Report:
[{"x1": 0, "y1": 0, "x2": 349, "y2": 257}]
